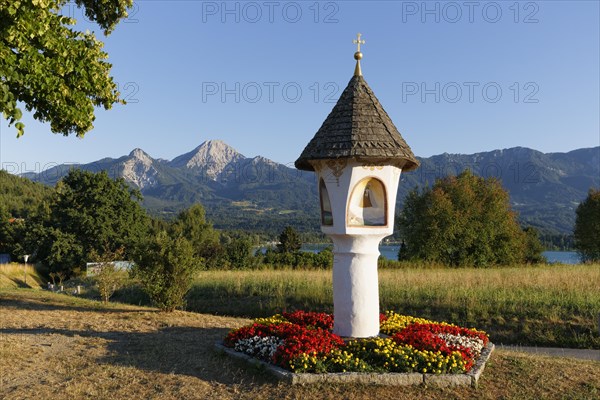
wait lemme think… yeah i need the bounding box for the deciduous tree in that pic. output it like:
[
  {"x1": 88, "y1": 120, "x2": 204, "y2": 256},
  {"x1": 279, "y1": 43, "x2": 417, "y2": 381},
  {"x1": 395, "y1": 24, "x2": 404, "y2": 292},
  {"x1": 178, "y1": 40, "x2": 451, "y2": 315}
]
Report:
[
  {"x1": 277, "y1": 226, "x2": 302, "y2": 254},
  {"x1": 171, "y1": 204, "x2": 220, "y2": 265},
  {"x1": 1, "y1": 0, "x2": 133, "y2": 137},
  {"x1": 397, "y1": 170, "x2": 543, "y2": 267},
  {"x1": 37, "y1": 169, "x2": 148, "y2": 275},
  {"x1": 89, "y1": 246, "x2": 127, "y2": 303},
  {"x1": 224, "y1": 237, "x2": 254, "y2": 269},
  {"x1": 574, "y1": 188, "x2": 600, "y2": 262},
  {"x1": 132, "y1": 231, "x2": 200, "y2": 312}
]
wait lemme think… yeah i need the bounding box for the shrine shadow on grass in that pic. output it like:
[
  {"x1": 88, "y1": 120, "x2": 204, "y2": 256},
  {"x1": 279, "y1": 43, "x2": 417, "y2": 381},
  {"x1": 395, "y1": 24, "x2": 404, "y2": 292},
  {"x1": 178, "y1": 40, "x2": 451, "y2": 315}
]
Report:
[
  {"x1": 0, "y1": 324, "x2": 276, "y2": 387},
  {"x1": 99, "y1": 326, "x2": 276, "y2": 386},
  {"x1": 0, "y1": 293, "x2": 153, "y2": 314}
]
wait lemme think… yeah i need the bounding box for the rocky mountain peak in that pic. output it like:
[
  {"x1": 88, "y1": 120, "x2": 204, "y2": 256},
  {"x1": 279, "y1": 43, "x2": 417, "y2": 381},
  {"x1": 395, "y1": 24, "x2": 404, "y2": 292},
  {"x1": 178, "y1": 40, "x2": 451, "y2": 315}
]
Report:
[
  {"x1": 122, "y1": 148, "x2": 157, "y2": 189},
  {"x1": 18, "y1": 140, "x2": 599, "y2": 235},
  {"x1": 128, "y1": 148, "x2": 153, "y2": 164},
  {"x1": 251, "y1": 155, "x2": 277, "y2": 166},
  {"x1": 170, "y1": 139, "x2": 246, "y2": 179}
]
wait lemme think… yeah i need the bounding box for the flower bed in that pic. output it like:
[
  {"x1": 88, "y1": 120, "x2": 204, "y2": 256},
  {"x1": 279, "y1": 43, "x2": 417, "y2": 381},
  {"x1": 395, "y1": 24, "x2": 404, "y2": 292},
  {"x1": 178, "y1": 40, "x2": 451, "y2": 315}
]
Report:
[{"x1": 224, "y1": 311, "x2": 489, "y2": 375}]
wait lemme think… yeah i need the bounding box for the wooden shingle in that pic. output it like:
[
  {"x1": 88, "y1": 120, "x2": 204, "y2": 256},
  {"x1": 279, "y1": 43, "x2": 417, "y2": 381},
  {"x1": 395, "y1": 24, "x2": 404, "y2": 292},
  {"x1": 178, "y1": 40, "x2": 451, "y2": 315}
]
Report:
[{"x1": 295, "y1": 75, "x2": 419, "y2": 172}]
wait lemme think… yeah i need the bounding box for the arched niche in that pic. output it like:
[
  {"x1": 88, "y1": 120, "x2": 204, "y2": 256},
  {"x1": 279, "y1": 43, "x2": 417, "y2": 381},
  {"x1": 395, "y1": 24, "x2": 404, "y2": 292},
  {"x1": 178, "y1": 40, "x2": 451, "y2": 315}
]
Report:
[
  {"x1": 347, "y1": 177, "x2": 387, "y2": 227},
  {"x1": 319, "y1": 179, "x2": 333, "y2": 226}
]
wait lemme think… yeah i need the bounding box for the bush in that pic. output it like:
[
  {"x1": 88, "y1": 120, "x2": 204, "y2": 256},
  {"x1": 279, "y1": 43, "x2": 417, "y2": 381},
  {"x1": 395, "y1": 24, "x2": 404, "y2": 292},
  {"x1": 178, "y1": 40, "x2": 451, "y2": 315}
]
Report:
[
  {"x1": 89, "y1": 247, "x2": 127, "y2": 303},
  {"x1": 224, "y1": 237, "x2": 256, "y2": 269},
  {"x1": 132, "y1": 232, "x2": 202, "y2": 312},
  {"x1": 398, "y1": 170, "x2": 544, "y2": 267},
  {"x1": 523, "y1": 227, "x2": 547, "y2": 264},
  {"x1": 263, "y1": 247, "x2": 333, "y2": 269},
  {"x1": 574, "y1": 188, "x2": 600, "y2": 262},
  {"x1": 277, "y1": 226, "x2": 302, "y2": 254}
]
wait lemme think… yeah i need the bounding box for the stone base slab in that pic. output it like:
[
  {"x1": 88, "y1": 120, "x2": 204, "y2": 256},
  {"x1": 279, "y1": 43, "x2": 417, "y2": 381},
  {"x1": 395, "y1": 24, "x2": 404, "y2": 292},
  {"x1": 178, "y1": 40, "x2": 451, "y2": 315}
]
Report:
[{"x1": 215, "y1": 342, "x2": 494, "y2": 387}]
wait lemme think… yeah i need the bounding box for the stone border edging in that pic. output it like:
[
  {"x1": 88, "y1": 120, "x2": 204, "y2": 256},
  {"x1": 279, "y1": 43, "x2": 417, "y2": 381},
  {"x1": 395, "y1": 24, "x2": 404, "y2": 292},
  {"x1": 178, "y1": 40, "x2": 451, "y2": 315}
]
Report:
[{"x1": 215, "y1": 342, "x2": 494, "y2": 387}]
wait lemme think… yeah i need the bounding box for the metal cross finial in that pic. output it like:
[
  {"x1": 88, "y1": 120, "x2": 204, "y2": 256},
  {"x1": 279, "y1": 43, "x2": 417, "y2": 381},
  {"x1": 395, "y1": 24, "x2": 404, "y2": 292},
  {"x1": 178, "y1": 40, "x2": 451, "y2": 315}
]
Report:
[
  {"x1": 353, "y1": 33, "x2": 365, "y2": 52},
  {"x1": 353, "y1": 33, "x2": 365, "y2": 76}
]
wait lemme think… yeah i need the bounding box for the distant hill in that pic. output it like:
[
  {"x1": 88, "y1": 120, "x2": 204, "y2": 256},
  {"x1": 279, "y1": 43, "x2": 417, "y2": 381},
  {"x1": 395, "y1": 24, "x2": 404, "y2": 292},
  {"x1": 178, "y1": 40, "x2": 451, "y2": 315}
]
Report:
[
  {"x1": 399, "y1": 147, "x2": 600, "y2": 234},
  {"x1": 22, "y1": 140, "x2": 319, "y2": 233},
  {"x1": 0, "y1": 170, "x2": 53, "y2": 218},
  {"x1": 19, "y1": 140, "x2": 600, "y2": 235}
]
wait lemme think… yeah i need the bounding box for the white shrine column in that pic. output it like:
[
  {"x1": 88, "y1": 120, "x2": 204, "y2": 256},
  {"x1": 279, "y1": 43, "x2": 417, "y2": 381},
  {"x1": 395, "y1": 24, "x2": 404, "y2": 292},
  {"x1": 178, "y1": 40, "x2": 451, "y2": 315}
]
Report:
[
  {"x1": 317, "y1": 162, "x2": 402, "y2": 338},
  {"x1": 330, "y1": 234, "x2": 385, "y2": 337},
  {"x1": 295, "y1": 34, "x2": 420, "y2": 339}
]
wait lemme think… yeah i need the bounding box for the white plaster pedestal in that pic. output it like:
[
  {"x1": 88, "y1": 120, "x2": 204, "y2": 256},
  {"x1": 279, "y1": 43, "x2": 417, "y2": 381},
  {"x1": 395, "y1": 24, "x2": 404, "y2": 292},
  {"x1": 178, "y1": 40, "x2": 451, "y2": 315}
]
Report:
[
  {"x1": 330, "y1": 234, "x2": 386, "y2": 338},
  {"x1": 315, "y1": 161, "x2": 402, "y2": 339}
]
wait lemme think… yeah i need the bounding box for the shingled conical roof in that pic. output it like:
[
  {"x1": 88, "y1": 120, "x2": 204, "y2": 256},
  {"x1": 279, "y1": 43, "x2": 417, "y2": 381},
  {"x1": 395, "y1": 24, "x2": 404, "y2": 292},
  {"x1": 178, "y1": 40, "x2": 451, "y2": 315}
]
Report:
[{"x1": 295, "y1": 74, "x2": 419, "y2": 172}]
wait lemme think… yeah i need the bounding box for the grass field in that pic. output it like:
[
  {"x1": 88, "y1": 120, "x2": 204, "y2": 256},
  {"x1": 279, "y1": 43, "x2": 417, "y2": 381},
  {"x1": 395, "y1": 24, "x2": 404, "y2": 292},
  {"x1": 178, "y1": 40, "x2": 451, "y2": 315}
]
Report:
[
  {"x1": 1, "y1": 289, "x2": 599, "y2": 400},
  {"x1": 181, "y1": 265, "x2": 600, "y2": 349},
  {"x1": 3, "y1": 262, "x2": 599, "y2": 349},
  {"x1": 0, "y1": 263, "x2": 46, "y2": 289}
]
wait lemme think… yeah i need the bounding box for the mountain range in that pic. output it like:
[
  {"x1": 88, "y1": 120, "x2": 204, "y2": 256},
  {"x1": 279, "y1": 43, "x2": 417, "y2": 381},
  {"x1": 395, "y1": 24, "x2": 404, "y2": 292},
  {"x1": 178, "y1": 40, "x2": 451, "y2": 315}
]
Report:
[{"x1": 22, "y1": 140, "x2": 600, "y2": 235}]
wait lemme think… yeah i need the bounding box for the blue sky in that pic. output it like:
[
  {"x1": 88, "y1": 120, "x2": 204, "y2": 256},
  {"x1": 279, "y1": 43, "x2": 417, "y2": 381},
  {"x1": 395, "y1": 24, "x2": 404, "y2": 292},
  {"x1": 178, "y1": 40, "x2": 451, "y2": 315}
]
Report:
[{"x1": 1, "y1": 1, "x2": 599, "y2": 174}]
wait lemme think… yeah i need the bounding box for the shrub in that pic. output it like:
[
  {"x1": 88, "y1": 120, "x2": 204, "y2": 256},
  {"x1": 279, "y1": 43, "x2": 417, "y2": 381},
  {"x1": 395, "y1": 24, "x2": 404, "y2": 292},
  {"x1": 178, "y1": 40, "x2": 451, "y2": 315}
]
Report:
[
  {"x1": 574, "y1": 188, "x2": 600, "y2": 262},
  {"x1": 132, "y1": 231, "x2": 201, "y2": 312},
  {"x1": 89, "y1": 247, "x2": 127, "y2": 303},
  {"x1": 398, "y1": 170, "x2": 544, "y2": 267},
  {"x1": 277, "y1": 226, "x2": 302, "y2": 254}
]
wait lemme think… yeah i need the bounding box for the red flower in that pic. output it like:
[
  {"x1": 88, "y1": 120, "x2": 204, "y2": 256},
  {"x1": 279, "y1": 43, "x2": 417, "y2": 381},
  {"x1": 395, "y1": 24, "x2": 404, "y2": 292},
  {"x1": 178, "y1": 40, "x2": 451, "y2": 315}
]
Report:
[
  {"x1": 225, "y1": 311, "x2": 490, "y2": 373},
  {"x1": 224, "y1": 323, "x2": 279, "y2": 347},
  {"x1": 271, "y1": 326, "x2": 344, "y2": 368},
  {"x1": 379, "y1": 313, "x2": 388, "y2": 324},
  {"x1": 282, "y1": 311, "x2": 334, "y2": 330},
  {"x1": 392, "y1": 323, "x2": 489, "y2": 371},
  {"x1": 225, "y1": 321, "x2": 344, "y2": 368}
]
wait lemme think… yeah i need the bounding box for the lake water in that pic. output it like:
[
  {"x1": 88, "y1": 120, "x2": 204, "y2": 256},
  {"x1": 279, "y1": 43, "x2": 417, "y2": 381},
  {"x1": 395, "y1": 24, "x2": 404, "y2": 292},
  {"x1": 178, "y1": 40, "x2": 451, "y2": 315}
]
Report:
[
  {"x1": 541, "y1": 251, "x2": 581, "y2": 264},
  {"x1": 300, "y1": 244, "x2": 582, "y2": 264}
]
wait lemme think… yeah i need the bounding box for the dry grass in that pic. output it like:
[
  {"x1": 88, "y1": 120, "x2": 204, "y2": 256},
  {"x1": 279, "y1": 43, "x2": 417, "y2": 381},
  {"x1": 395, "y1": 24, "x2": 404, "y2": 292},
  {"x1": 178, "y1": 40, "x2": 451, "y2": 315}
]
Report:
[
  {"x1": 1, "y1": 289, "x2": 599, "y2": 400},
  {"x1": 185, "y1": 265, "x2": 600, "y2": 348},
  {"x1": 0, "y1": 263, "x2": 45, "y2": 289}
]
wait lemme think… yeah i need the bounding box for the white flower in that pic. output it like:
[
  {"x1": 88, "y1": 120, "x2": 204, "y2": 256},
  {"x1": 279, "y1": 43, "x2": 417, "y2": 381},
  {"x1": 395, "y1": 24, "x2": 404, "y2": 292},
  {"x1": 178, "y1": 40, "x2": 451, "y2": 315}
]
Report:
[
  {"x1": 438, "y1": 333, "x2": 485, "y2": 357},
  {"x1": 234, "y1": 336, "x2": 284, "y2": 360}
]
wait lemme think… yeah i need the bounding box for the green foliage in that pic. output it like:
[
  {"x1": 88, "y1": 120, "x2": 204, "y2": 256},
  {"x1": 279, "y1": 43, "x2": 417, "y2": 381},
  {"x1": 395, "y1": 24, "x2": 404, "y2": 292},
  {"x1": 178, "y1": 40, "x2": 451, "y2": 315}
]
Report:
[
  {"x1": 0, "y1": 205, "x2": 9, "y2": 253},
  {"x1": 38, "y1": 227, "x2": 84, "y2": 274},
  {"x1": 0, "y1": 171, "x2": 53, "y2": 260},
  {"x1": 224, "y1": 236, "x2": 255, "y2": 269},
  {"x1": 132, "y1": 231, "x2": 201, "y2": 312},
  {"x1": 35, "y1": 170, "x2": 149, "y2": 276},
  {"x1": 398, "y1": 170, "x2": 544, "y2": 267},
  {"x1": 89, "y1": 246, "x2": 126, "y2": 303},
  {"x1": 0, "y1": 0, "x2": 132, "y2": 137},
  {"x1": 0, "y1": 170, "x2": 53, "y2": 218},
  {"x1": 523, "y1": 227, "x2": 547, "y2": 264},
  {"x1": 538, "y1": 233, "x2": 574, "y2": 251},
  {"x1": 171, "y1": 204, "x2": 220, "y2": 264},
  {"x1": 277, "y1": 226, "x2": 302, "y2": 254},
  {"x1": 0, "y1": 204, "x2": 26, "y2": 258},
  {"x1": 263, "y1": 246, "x2": 333, "y2": 269},
  {"x1": 574, "y1": 188, "x2": 600, "y2": 262}
]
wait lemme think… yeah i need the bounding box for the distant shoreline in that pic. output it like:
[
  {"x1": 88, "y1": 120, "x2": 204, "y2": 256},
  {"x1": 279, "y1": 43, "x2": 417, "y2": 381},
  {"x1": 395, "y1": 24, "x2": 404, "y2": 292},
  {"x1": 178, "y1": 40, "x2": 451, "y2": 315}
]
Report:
[{"x1": 257, "y1": 244, "x2": 581, "y2": 264}]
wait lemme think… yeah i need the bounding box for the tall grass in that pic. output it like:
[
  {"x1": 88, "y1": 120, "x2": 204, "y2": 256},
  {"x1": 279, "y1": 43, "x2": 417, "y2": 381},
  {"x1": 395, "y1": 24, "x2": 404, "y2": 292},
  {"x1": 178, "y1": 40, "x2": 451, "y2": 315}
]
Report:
[
  {"x1": 0, "y1": 263, "x2": 46, "y2": 289},
  {"x1": 186, "y1": 264, "x2": 600, "y2": 349}
]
